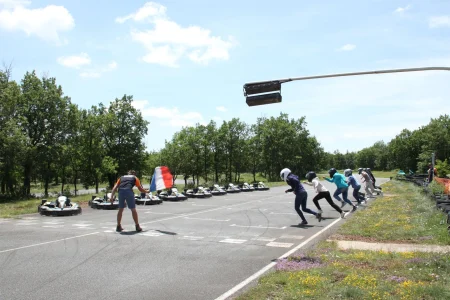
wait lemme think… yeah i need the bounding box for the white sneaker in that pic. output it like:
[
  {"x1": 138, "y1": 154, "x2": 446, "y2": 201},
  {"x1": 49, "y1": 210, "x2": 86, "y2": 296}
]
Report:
[{"x1": 341, "y1": 211, "x2": 350, "y2": 219}]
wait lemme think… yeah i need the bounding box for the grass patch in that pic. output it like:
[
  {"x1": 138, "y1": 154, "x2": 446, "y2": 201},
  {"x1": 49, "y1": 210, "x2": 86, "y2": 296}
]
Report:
[
  {"x1": 0, "y1": 194, "x2": 95, "y2": 219},
  {"x1": 29, "y1": 181, "x2": 109, "y2": 194},
  {"x1": 317, "y1": 170, "x2": 397, "y2": 178},
  {"x1": 335, "y1": 180, "x2": 450, "y2": 245},
  {"x1": 236, "y1": 241, "x2": 450, "y2": 300}
]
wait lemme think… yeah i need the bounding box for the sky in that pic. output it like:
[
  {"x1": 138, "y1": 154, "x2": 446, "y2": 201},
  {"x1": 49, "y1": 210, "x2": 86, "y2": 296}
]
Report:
[{"x1": 1, "y1": 0, "x2": 450, "y2": 154}]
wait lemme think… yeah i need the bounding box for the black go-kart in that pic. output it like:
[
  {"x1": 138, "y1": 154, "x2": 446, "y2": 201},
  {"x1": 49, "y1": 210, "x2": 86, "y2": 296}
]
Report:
[
  {"x1": 239, "y1": 182, "x2": 255, "y2": 192},
  {"x1": 89, "y1": 193, "x2": 119, "y2": 209},
  {"x1": 38, "y1": 196, "x2": 82, "y2": 216},
  {"x1": 135, "y1": 193, "x2": 163, "y2": 205},
  {"x1": 158, "y1": 188, "x2": 188, "y2": 201},
  {"x1": 253, "y1": 181, "x2": 270, "y2": 191},
  {"x1": 225, "y1": 183, "x2": 241, "y2": 193},
  {"x1": 209, "y1": 184, "x2": 227, "y2": 196},
  {"x1": 184, "y1": 186, "x2": 213, "y2": 198}
]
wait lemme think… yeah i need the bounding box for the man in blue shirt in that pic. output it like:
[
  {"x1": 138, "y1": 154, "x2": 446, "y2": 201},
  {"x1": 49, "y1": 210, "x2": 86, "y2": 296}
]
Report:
[
  {"x1": 324, "y1": 168, "x2": 357, "y2": 212},
  {"x1": 344, "y1": 169, "x2": 365, "y2": 205},
  {"x1": 280, "y1": 168, "x2": 321, "y2": 225}
]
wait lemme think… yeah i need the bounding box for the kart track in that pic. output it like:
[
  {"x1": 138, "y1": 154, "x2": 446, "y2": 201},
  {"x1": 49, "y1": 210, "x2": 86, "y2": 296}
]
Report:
[{"x1": 0, "y1": 179, "x2": 389, "y2": 300}]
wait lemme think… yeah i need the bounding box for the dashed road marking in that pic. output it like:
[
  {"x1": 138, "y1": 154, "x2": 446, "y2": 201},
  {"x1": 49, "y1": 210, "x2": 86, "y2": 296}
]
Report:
[
  {"x1": 279, "y1": 235, "x2": 305, "y2": 240},
  {"x1": 42, "y1": 225, "x2": 64, "y2": 228},
  {"x1": 252, "y1": 237, "x2": 276, "y2": 242},
  {"x1": 219, "y1": 239, "x2": 247, "y2": 244},
  {"x1": 266, "y1": 242, "x2": 294, "y2": 248}
]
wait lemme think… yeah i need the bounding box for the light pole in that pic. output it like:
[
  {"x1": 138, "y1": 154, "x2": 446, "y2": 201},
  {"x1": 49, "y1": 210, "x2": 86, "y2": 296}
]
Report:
[{"x1": 243, "y1": 66, "x2": 450, "y2": 106}]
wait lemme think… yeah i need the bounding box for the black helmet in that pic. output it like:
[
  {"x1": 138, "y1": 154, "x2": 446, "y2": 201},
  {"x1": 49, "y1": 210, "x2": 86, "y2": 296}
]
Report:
[
  {"x1": 328, "y1": 168, "x2": 337, "y2": 177},
  {"x1": 367, "y1": 168, "x2": 372, "y2": 172},
  {"x1": 305, "y1": 171, "x2": 317, "y2": 182},
  {"x1": 358, "y1": 168, "x2": 363, "y2": 174}
]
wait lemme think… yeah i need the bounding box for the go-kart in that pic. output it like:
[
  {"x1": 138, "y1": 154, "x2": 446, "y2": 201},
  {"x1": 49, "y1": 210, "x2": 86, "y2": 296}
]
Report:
[
  {"x1": 253, "y1": 182, "x2": 270, "y2": 191},
  {"x1": 135, "y1": 193, "x2": 163, "y2": 205},
  {"x1": 183, "y1": 186, "x2": 213, "y2": 198},
  {"x1": 225, "y1": 183, "x2": 241, "y2": 193},
  {"x1": 38, "y1": 196, "x2": 82, "y2": 216},
  {"x1": 88, "y1": 193, "x2": 119, "y2": 209},
  {"x1": 158, "y1": 188, "x2": 187, "y2": 201},
  {"x1": 209, "y1": 184, "x2": 227, "y2": 196},
  {"x1": 239, "y1": 182, "x2": 255, "y2": 192}
]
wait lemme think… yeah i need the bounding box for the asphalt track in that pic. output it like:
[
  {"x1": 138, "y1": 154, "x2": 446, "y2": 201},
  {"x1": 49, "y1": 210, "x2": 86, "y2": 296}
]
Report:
[{"x1": 0, "y1": 178, "x2": 389, "y2": 300}]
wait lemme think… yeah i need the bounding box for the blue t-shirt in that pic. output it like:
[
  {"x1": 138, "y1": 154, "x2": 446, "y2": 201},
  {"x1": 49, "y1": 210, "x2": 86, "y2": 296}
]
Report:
[{"x1": 347, "y1": 175, "x2": 361, "y2": 188}]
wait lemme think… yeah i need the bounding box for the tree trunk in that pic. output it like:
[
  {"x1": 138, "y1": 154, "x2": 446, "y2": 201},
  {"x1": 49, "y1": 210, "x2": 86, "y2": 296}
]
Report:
[
  {"x1": 74, "y1": 173, "x2": 77, "y2": 196},
  {"x1": 61, "y1": 168, "x2": 65, "y2": 195},
  {"x1": 23, "y1": 162, "x2": 32, "y2": 196},
  {"x1": 95, "y1": 176, "x2": 99, "y2": 194}
]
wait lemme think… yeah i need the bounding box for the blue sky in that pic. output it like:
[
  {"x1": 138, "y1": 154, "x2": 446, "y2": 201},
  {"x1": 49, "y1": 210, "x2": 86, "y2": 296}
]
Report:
[{"x1": 1, "y1": 0, "x2": 450, "y2": 153}]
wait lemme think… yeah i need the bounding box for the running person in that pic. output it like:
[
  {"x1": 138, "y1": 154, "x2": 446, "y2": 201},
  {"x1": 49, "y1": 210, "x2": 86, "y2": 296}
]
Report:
[
  {"x1": 359, "y1": 168, "x2": 375, "y2": 198},
  {"x1": 110, "y1": 170, "x2": 149, "y2": 232},
  {"x1": 280, "y1": 168, "x2": 322, "y2": 225},
  {"x1": 324, "y1": 168, "x2": 357, "y2": 212},
  {"x1": 344, "y1": 169, "x2": 365, "y2": 205},
  {"x1": 304, "y1": 171, "x2": 350, "y2": 219}
]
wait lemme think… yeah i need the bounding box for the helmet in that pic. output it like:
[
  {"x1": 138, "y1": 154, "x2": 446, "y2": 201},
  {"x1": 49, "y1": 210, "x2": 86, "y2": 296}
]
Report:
[
  {"x1": 280, "y1": 168, "x2": 291, "y2": 181},
  {"x1": 328, "y1": 168, "x2": 337, "y2": 177},
  {"x1": 344, "y1": 169, "x2": 352, "y2": 177},
  {"x1": 358, "y1": 168, "x2": 363, "y2": 174},
  {"x1": 305, "y1": 171, "x2": 317, "y2": 182},
  {"x1": 363, "y1": 168, "x2": 367, "y2": 172},
  {"x1": 367, "y1": 168, "x2": 372, "y2": 172}
]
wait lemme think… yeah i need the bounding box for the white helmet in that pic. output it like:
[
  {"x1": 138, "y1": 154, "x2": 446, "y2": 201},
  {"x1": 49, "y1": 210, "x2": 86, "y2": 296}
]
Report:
[
  {"x1": 344, "y1": 169, "x2": 352, "y2": 177},
  {"x1": 280, "y1": 168, "x2": 291, "y2": 181}
]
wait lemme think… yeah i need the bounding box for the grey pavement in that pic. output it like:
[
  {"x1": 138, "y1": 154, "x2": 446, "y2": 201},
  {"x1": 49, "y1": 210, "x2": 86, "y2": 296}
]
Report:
[{"x1": 0, "y1": 178, "x2": 390, "y2": 300}]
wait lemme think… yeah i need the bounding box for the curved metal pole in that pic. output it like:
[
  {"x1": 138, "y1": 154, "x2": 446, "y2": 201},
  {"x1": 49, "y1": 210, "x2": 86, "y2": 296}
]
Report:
[{"x1": 244, "y1": 66, "x2": 450, "y2": 85}]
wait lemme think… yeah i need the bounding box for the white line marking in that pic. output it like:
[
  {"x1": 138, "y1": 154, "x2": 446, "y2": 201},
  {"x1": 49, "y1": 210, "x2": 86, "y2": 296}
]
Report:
[
  {"x1": 104, "y1": 230, "x2": 113, "y2": 233},
  {"x1": 269, "y1": 212, "x2": 297, "y2": 215},
  {"x1": 144, "y1": 211, "x2": 178, "y2": 215},
  {"x1": 42, "y1": 225, "x2": 64, "y2": 228},
  {"x1": 184, "y1": 217, "x2": 230, "y2": 222},
  {"x1": 192, "y1": 204, "x2": 217, "y2": 207},
  {"x1": 179, "y1": 236, "x2": 204, "y2": 241},
  {"x1": 42, "y1": 221, "x2": 64, "y2": 225},
  {"x1": 213, "y1": 217, "x2": 343, "y2": 300},
  {"x1": 72, "y1": 224, "x2": 93, "y2": 227},
  {"x1": 139, "y1": 232, "x2": 164, "y2": 237},
  {"x1": 230, "y1": 224, "x2": 287, "y2": 230},
  {"x1": 16, "y1": 223, "x2": 38, "y2": 226},
  {"x1": 280, "y1": 235, "x2": 305, "y2": 240},
  {"x1": 251, "y1": 237, "x2": 276, "y2": 242},
  {"x1": 0, "y1": 232, "x2": 100, "y2": 254},
  {"x1": 219, "y1": 239, "x2": 247, "y2": 244},
  {"x1": 266, "y1": 242, "x2": 294, "y2": 248}
]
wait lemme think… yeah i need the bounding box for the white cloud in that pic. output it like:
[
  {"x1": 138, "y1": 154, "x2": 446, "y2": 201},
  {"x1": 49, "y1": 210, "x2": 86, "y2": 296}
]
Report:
[
  {"x1": 115, "y1": 2, "x2": 166, "y2": 24},
  {"x1": 117, "y1": 2, "x2": 236, "y2": 67},
  {"x1": 57, "y1": 53, "x2": 91, "y2": 69},
  {"x1": 394, "y1": 5, "x2": 411, "y2": 13},
  {"x1": 132, "y1": 100, "x2": 204, "y2": 127},
  {"x1": 0, "y1": 0, "x2": 74, "y2": 44},
  {"x1": 216, "y1": 106, "x2": 227, "y2": 112},
  {"x1": 79, "y1": 60, "x2": 118, "y2": 79},
  {"x1": 429, "y1": 16, "x2": 450, "y2": 28},
  {"x1": 337, "y1": 44, "x2": 356, "y2": 51}
]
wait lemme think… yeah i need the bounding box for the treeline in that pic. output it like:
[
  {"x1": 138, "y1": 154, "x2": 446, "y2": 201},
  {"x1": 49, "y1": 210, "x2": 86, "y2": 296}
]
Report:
[
  {"x1": 0, "y1": 70, "x2": 149, "y2": 197},
  {"x1": 323, "y1": 115, "x2": 450, "y2": 177},
  {"x1": 146, "y1": 114, "x2": 328, "y2": 186}
]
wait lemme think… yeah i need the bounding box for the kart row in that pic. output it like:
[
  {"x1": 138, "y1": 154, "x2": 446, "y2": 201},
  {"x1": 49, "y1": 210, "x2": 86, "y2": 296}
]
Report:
[{"x1": 37, "y1": 182, "x2": 270, "y2": 216}]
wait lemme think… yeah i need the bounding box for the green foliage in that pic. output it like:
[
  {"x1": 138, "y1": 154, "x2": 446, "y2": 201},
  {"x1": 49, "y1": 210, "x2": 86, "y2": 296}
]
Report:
[{"x1": 435, "y1": 159, "x2": 450, "y2": 178}]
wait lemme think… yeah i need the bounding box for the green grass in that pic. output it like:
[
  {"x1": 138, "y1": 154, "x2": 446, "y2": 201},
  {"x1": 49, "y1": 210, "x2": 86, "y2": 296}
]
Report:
[
  {"x1": 236, "y1": 241, "x2": 450, "y2": 300},
  {"x1": 335, "y1": 180, "x2": 450, "y2": 245},
  {"x1": 0, "y1": 194, "x2": 95, "y2": 218}
]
